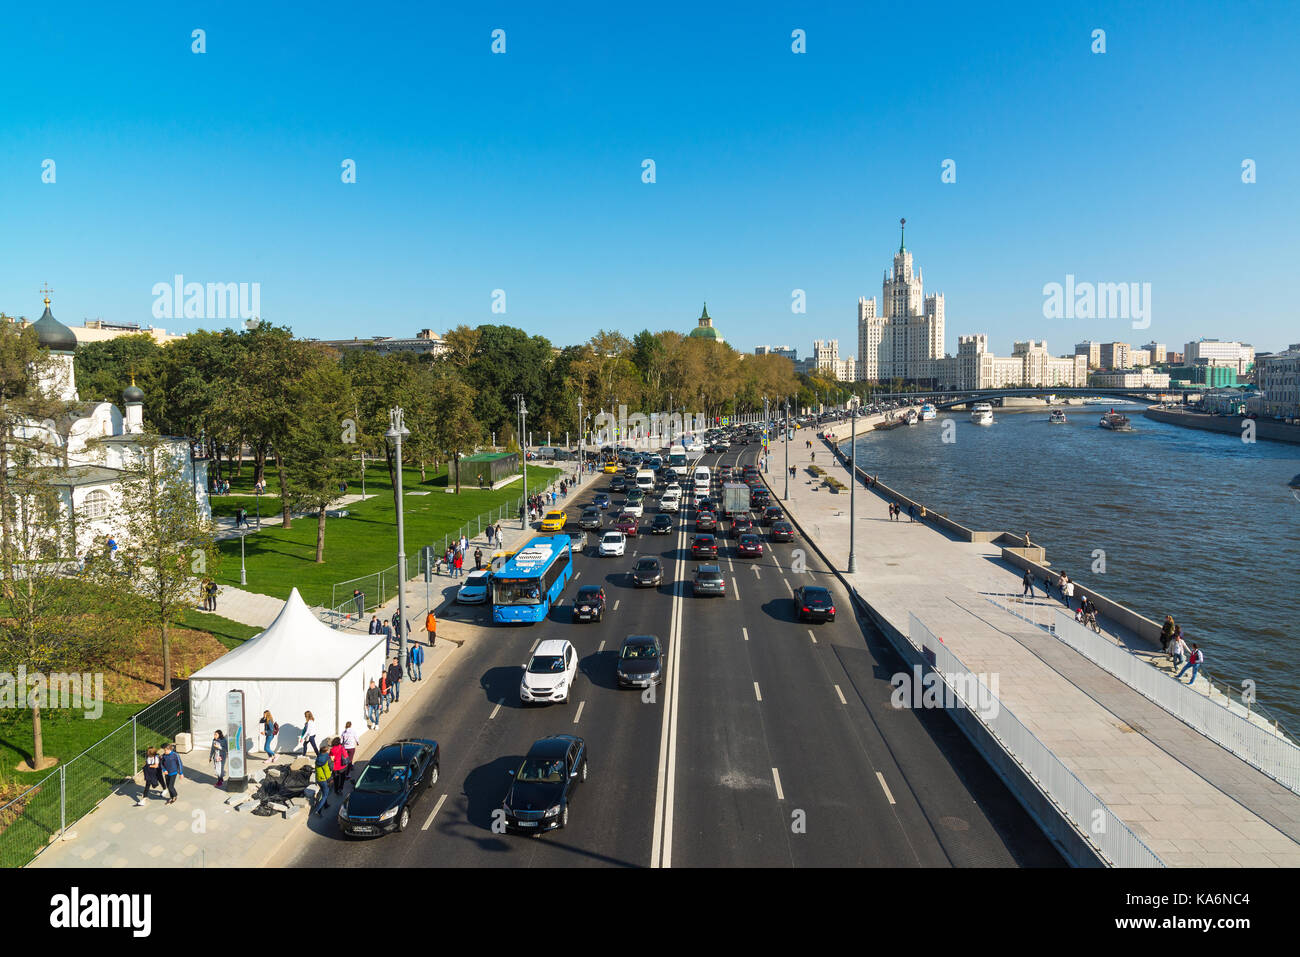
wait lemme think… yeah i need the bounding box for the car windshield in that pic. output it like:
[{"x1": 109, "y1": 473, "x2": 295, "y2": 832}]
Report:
[
  {"x1": 516, "y1": 757, "x2": 565, "y2": 784},
  {"x1": 528, "y1": 655, "x2": 566, "y2": 674},
  {"x1": 577, "y1": 587, "x2": 601, "y2": 599},
  {"x1": 494, "y1": 579, "x2": 542, "y2": 605},
  {"x1": 622, "y1": 643, "x2": 658, "y2": 659},
  {"x1": 697, "y1": 571, "x2": 723, "y2": 582},
  {"x1": 545, "y1": 512, "x2": 562, "y2": 521},
  {"x1": 603, "y1": 532, "x2": 622, "y2": 542},
  {"x1": 355, "y1": 763, "x2": 408, "y2": 794},
  {"x1": 635, "y1": 559, "x2": 659, "y2": 571}
]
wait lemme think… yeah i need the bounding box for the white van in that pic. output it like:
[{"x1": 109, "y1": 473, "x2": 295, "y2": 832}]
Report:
[
  {"x1": 692, "y1": 465, "x2": 711, "y2": 496},
  {"x1": 635, "y1": 469, "x2": 656, "y2": 493}
]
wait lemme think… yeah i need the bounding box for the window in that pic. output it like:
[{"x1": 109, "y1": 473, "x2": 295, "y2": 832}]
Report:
[{"x1": 82, "y1": 489, "x2": 110, "y2": 520}]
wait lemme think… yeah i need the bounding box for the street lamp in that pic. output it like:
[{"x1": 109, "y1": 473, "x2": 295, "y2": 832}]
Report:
[
  {"x1": 239, "y1": 527, "x2": 247, "y2": 585},
  {"x1": 517, "y1": 394, "x2": 529, "y2": 529},
  {"x1": 848, "y1": 397, "x2": 858, "y2": 574},
  {"x1": 577, "y1": 396, "x2": 583, "y2": 475},
  {"x1": 385, "y1": 406, "x2": 411, "y2": 670},
  {"x1": 783, "y1": 397, "x2": 790, "y2": 501}
]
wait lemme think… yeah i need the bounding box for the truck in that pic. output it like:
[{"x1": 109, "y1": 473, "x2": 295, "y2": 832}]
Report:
[{"x1": 721, "y1": 482, "x2": 750, "y2": 520}]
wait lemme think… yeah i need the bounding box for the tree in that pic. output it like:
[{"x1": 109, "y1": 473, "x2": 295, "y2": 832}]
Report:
[
  {"x1": 280, "y1": 357, "x2": 355, "y2": 562},
  {"x1": 429, "y1": 368, "x2": 485, "y2": 494},
  {"x1": 113, "y1": 433, "x2": 218, "y2": 692}
]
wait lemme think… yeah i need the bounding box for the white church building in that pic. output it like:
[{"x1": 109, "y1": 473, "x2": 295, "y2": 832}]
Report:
[{"x1": 18, "y1": 296, "x2": 210, "y2": 557}]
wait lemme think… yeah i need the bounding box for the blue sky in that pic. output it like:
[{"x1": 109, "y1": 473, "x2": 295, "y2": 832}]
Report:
[{"x1": 3, "y1": 1, "x2": 1297, "y2": 356}]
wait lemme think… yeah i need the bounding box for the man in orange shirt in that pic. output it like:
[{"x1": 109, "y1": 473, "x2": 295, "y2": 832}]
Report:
[{"x1": 425, "y1": 609, "x2": 437, "y2": 648}]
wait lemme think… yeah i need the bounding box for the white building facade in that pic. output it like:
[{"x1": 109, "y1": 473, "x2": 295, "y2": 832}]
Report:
[{"x1": 857, "y1": 221, "x2": 945, "y2": 384}]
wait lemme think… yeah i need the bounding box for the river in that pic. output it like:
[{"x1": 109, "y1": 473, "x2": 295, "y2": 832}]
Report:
[{"x1": 845, "y1": 402, "x2": 1300, "y2": 723}]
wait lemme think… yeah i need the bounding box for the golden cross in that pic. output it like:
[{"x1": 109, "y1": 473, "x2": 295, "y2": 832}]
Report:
[{"x1": 39, "y1": 282, "x2": 54, "y2": 305}]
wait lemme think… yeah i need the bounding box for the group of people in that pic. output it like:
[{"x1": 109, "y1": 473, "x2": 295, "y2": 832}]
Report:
[
  {"x1": 886, "y1": 501, "x2": 919, "y2": 522},
  {"x1": 484, "y1": 522, "x2": 504, "y2": 547},
  {"x1": 524, "y1": 483, "x2": 567, "y2": 523},
  {"x1": 312, "y1": 731, "x2": 360, "y2": 815},
  {"x1": 199, "y1": 578, "x2": 220, "y2": 611},
  {"x1": 1160, "y1": 616, "x2": 1205, "y2": 684},
  {"x1": 136, "y1": 743, "x2": 185, "y2": 805}
]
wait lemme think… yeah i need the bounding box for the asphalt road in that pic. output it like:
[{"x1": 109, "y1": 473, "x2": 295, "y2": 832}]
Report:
[{"x1": 280, "y1": 438, "x2": 1063, "y2": 868}]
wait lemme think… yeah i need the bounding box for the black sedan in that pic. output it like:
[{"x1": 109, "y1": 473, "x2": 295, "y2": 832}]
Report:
[
  {"x1": 338, "y1": 738, "x2": 439, "y2": 837},
  {"x1": 631, "y1": 556, "x2": 663, "y2": 587},
  {"x1": 794, "y1": 585, "x2": 836, "y2": 623},
  {"x1": 760, "y1": 504, "x2": 783, "y2": 525},
  {"x1": 616, "y1": 635, "x2": 664, "y2": 688},
  {"x1": 696, "y1": 511, "x2": 717, "y2": 532},
  {"x1": 769, "y1": 521, "x2": 795, "y2": 543},
  {"x1": 736, "y1": 533, "x2": 763, "y2": 558},
  {"x1": 650, "y1": 513, "x2": 674, "y2": 535},
  {"x1": 691, "y1": 534, "x2": 719, "y2": 558},
  {"x1": 501, "y1": 735, "x2": 588, "y2": 833},
  {"x1": 579, "y1": 508, "x2": 602, "y2": 530},
  {"x1": 572, "y1": 585, "x2": 607, "y2": 622},
  {"x1": 610, "y1": 475, "x2": 628, "y2": 492}
]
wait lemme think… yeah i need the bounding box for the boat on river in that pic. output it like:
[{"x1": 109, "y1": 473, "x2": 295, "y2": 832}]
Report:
[
  {"x1": 1099, "y1": 409, "x2": 1133, "y2": 431},
  {"x1": 970, "y1": 402, "x2": 994, "y2": 426},
  {"x1": 919, "y1": 404, "x2": 937, "y2": 421},
  {"x1": 1048, "y1": 409, "x2": 1068, "y2": 424}
]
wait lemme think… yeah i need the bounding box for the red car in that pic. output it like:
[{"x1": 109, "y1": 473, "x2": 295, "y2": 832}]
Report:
[
  {"x1": 736, "y1": 533, "x2": 763, "y2": 557},
  {"x1": 691, "y1": 534, "x2": 718, "y2": 558},
  {"x1": 730, "y1": 517, "x2": 753, "y2": 538},
  {"x1": 615, "y1": 513, "x2": 639, "y2": 536}
]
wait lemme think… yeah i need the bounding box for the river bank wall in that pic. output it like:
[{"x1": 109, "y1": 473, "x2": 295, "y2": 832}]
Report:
[{"x1": 1143, "y1": 407, "x2": 1300, "y2": 445}]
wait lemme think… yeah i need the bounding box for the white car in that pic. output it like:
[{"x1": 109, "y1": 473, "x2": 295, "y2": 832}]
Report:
[
  {"x1": 520, "y1": 639, "x2": 577, "y2": 704},
  {"x1": 661, "y1": 482, "x2": 682, "y2": 498},
  {"x1": 599, "y1": 531, "x2": 626, "y2": 557},
  {"x1": 659, "y1": 492, "x2": 680, "y2": 513},
  {"x1": 456, "y1": 569, "x2": 490, "y2": 604},
  {"x1": 622, "y1": 501, "x2": 644, "y2": 518}
]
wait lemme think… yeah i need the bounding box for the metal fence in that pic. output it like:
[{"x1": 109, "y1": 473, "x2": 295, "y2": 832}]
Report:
[
  {"x1": 907, "y1": 613, "x2": 1163, "y2": 868},
  {"x1": 0, "y1": 685, "x2": 189, "y2": 869},
  {"x1": 1051, "y1": 610, "x2": 1300, "y2": 794}
]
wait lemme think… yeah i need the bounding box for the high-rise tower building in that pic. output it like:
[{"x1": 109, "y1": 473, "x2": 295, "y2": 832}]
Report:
[{"x1": 856, "y1": 219, "x2": 945, "y2": 384}]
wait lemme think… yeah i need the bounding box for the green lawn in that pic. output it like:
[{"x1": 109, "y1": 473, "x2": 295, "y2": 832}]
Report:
[
  {"x1": 176, "y1": 610, "x2": 262, "y2": 651},
  {"x1": 215, "y1": 461, "x2": 561, "y2": 608}
]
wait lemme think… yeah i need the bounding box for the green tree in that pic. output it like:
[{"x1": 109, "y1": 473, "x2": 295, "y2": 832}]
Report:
[{"x1": 280, "y1": 358, "x2": 355, "y2": 562}]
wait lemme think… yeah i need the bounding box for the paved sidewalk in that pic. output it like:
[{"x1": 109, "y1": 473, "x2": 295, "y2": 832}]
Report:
[{"x1": 768, "y1": 422, "x2": 1300, "y2": 867}]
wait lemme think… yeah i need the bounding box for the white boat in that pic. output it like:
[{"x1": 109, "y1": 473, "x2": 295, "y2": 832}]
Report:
[
  {"x1": 919, "y1": 404, "x2": 937, "y2": 421},
  {"x1": 970, "y1": 402, "x2": 994, "y2": 426},
  {"x1": 1099, "y1": 409, "x2": 1133, "y2": 431},
  {"x1": 1048, "y1": 409, "x2": 1068, "y2": 424},
  {"x1": 904, "y1": 409, "x2": 918, "y2": 425}
]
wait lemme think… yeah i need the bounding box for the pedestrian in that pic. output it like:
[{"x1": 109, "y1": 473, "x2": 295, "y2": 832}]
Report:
[
  {"x1": 1022, "y1": 568, "x2": 1034, "y2": 598},
  {"x1": 907, "y1": 503, "x2": 916, "y2": 522},
  {"x1": 409, "y1": 641, "x2": 424, "y2": 681},
  {"x1": 379, "y1": 670, "x2": 390, "y2": 712},
  {"x1": 365, "y1": 679, "x2": 382, "y2": 729},
  {"x1": 382, "y1": 620, "x2": 393, "y2": 649},
  {"x1": 426, "y1": 608, "x2": 437, "y2": 648},
  {"x1": 453, "y1": 550, "x2": 464, "y2": 578},
  {"x1": 209, "y1": 730, "x2": 228, "y2": 787},
  {"x1": 387, "y1": 657, "x2": 403, "y2": 705},
  {"x1": 312, "y1": 749, "x2": 333, "y2": 815},
  {"x1": 160, "y1": 743, "x2": 183, "y2": 805},
  {"x1": 1159, "y1": 615, "x2": 1176, "y2": 653},
  {"x1": 1177, "y1": 643, "x2": 1204, "y2": 684},
  {"x1": 353, "y1": 589, "x2": 365, "y2": 617},
  {"x1": 299, "y1": 710, "x2": 319, "y2": 757},
  {"x1": 206, "y1": 579, "x2": 218, "y2": 611},
  {"x1": 1170, "y1": 628, "x2": 1188, "y2": 667},
  {"x1": 260, "y1": 710, "x2": 278, "y2": 762},
  {"x1": 459, "y1": 533, "x2": 469, "y2": 554},
  {"x1": 1063, "y1": 577, "x2": 1075, "y2": 609},
  {"x1": 368, "y1": 615, "x2": 381, "y2": 635},
  {"x1": 1057, "y1": 572, "x2": 1069, "y2": 600},
  {"x1": 329, "y1": 737, "x2": 348, "y2": 795},
  {"x1": 485, "y1": 524, "x2": 494, "y2": 547},
  {"x1": 137, "y1": 746, "x2": 163, "y2": 804},
  {"x1": 444, "y1": 545, "x2": 454, "y2": 575},
  {"x1": 341, "y1": 721, "x2": 359, "y2": 767},
  {"x1": 495, "y1": 523, "x2": 502, "y2": 544}
]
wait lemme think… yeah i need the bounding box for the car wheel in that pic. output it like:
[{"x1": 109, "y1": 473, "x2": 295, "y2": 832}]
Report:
[
  {"x1": 397, "y1": 806, "x2": 410, "y2": 832},
  {"x1": 429, "y1": 764, "x2": 439, "y2": 786},
  {"x1": 560, "y1": 804, "x2": 569, "y2": 828}
]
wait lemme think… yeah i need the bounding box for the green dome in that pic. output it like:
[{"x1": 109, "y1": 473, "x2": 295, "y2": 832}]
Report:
[
  {"x1": 688, "y1": 301, "x2": 723, "y2": 343},
  {"x1": 32, "y1": 300, "x2": 78, "y2": 353}
]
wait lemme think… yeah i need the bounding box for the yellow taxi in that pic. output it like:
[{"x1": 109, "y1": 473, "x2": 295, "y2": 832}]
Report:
[
  {"x1": 603, "y1": 460, "x2": 618, "y2": 473},
  {"x1": 540, "y1": 510, "x2": 568, "y2": 532}
]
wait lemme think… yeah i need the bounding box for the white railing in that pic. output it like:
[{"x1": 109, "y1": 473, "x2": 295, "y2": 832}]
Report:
[
  {"x1": 1052, "y1": 611, "x2": 1300, "y2": 794},
  {"x1": 986, "y1": 592, "x2": 1059, "y2": 634},
  {"x1": 907, "y1": 612, "x2": 1163, "y2": 868}
]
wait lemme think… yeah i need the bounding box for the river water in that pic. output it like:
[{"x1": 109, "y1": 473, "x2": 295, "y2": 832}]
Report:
[{"x1": 845, "y1": 403, "x2": 1300, "y2": 723}]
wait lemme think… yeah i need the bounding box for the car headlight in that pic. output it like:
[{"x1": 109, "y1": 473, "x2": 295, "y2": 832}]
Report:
[
  {"x1": 338, "y1": 806, "x2": 350, "y2": 821},
  {"x1": 543, "y1": 805, "x2": 562, "y2": 818},
  {"x1": 379, "y1": 806, "x2": 399, "y2": 821}
]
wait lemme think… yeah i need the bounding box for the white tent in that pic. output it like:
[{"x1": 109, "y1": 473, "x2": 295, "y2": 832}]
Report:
[{"x1": 189, "y1": 588, "x2": 388, "y2": 753}]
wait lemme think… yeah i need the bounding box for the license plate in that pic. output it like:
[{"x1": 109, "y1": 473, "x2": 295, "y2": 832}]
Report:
[
  {"x1": 578, "y1": 613, "x2": 591, "y2": 620},
  {"x1": 350, "y1": 825, "x2": 375, "y2": 834},
  {"x1": 517, "y1": 821, "x2": 537, "y2": 828}
]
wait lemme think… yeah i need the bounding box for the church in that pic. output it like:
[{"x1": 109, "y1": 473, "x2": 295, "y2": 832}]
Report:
[{"x1": 16, "y1": 295, "x2": 210, "y2": 557}]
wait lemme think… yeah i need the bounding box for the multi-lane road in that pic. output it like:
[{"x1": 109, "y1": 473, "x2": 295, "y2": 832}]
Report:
[{"x1": 280, "y1": 442, "x2": 1063, "y2": 868}]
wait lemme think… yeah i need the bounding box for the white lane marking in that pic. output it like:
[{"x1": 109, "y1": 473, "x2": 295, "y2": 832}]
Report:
[
  {"x1": 876, "y1": 772, "x2": 896, "y2": 805},
  {"x1": 808, "y1": 629, "x2": 817, "y2": 644},
  {"x1": 529, "y1": 639, "x2": 541, "y2": 653},
  {"x1": 834, "y1": 684, "x2": 847, "y2": 705},
  {"x1": 652, "y1": 516, "x2": 688, "y2": 868},
  {"x1": 772, "y1": 768, "x2": 784, "y2": 800},
  {"x1": 784, "y1": 578, "x2": 793, "y2": 596},
  {"x1": 732, "y1": 578, "x2": 740, "y2": 601},
  {"x1": 741, "y1": 627, "x2": 748, "y2": 642},
  {"x1": 573, "y1": 571, "x2": 581, "y2": 581},
  {"x1": 421, "y1": 792, "x2": 448, "y2": 830},
  {"x1": 597, "y1": 640, "x2": 606, "y2": 653},
  {"x1": 770, "y1": 553, "x2": 782, "y2": 571},
  {"x1": 754, "y1": 565, "x2": 761, "y2": 579},
  {"x1": 573, "y1": 700, "x2": 585, "y2": 724},
  {"x1": 727, "y1": 555, "x2": 734, "y2": 571},
  {"x1": 490, "y1": 699, "x2": 504, "y2": 719},
  {"x1": 614, "y1": 599, "x2": 620, "y2": 610},
  {"x1": 753, "y1": 682, "x2": 762, "y2": 701}
]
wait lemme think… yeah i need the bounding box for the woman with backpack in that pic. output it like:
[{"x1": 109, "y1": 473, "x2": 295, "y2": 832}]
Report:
[
  {"x1": 312, "y1": 748, "x2": 334, "y2": 815},
  {"x1": 260, "y1": 710, "x2": 278, "y2": 763}
]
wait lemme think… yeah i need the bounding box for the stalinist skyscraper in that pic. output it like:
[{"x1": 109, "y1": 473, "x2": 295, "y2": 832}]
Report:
[{"x1": 857, "y1": 219, "x2": 945, "y2": 384}]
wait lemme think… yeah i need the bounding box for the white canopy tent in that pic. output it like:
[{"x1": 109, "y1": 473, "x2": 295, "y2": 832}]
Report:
[{"x1": 189, "y1": 588, "x2": 388, "y2": 753}]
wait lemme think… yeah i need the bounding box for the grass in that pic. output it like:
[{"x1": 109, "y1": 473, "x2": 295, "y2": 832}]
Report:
[
  {"x1": 176, "y1": 610, "x2": 262, "y2": 651},
  {"x1": 214, "y1": 461, "x2": 560, "y2": 607}
]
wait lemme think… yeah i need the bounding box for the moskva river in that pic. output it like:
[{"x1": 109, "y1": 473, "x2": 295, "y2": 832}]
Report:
[{"x1": 846, "y1": 402, "x2": 1300, "y2": 723}]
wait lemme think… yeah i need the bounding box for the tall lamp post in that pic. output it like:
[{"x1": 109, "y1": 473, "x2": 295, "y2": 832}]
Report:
[
  {"x1": 848, "y1": 397, "x2": 858, "y2": 574},
  {"x1": 517, "y1": 394, "x2": 529, "y2": 528},
  {"x1": 386, "y1": 407, "x2": 411, "y2": 670},
  {"x1": 783, "y1": 397, "x2": 790, "y2": 501},
  {"x1": 577, "y1": 396, "x2": 584, "y2": 475},
  {"x1": 239, "y1": 528, "x2": 247, "y2": 585}
]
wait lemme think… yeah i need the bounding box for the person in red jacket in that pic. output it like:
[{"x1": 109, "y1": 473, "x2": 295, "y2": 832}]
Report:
[{"x1": 328, "y1": 737, "x2": 348, "y2": 795}]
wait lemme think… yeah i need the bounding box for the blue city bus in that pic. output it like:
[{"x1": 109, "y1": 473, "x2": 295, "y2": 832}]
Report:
[{"x1": 491, "y1": 534, "x2": 573, "y2": 624}]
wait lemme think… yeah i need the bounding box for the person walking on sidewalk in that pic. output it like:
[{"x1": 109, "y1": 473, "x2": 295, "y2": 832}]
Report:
[
  {"x1": 209, "y1": 730, "x2": 228, "y2": 787},
  {"x1": 387, "y1": 657, "x2": 404, "y2": 704},
  {"x1": 425, "y1": 609, "x2": 437, "y2": 648},
  {"x1": 137, "y1": 746, "x2": 164, "y2": 804},
  {"x1": 494, "y1": 523, "x2": 502, "y2": 545},
  {"x1": 408, "y1": 641, "x2": 424, "y2": 681},
  {"x1": 1159, "y1": 615, "x2": 1176, "y2": 654},
  {"x1": 1177, "y1": 644, "x2": 1204, "y2": 684},
  {"x1": 329, "y1": 737, "x2": 348, "y2": 795},
  {"x1": 1022, "y1": 569, "x2": 1034, "y2": 598},
  {"x1": 260, "y1": 710, "x2": 278, "y2": 762},
  {"x1": 379, "y1": 670, "x2": 390, "y2": 712},
  {"x1": 365, "y1": 680, "x2": 382, "y2": 729},
  {"x1": 1063, "y1": 577, "x2": 1075, "y2": 610},
  {"x1": 160, "y1": 743, "x2": 183, "y2": 805},
  {"x1": 1170, "y1": 629, "x2": 1189, "y2": 668},
  {"x1": 453, "y1": 549, "x2": 464, "y2": 578},
  {"x1": 299, "y1": 710, "x2": 319, "y2": 757},
  {"x1": 341, "y1": 722, "x2": 359, "y2": 767},
  {"x1": 368, "y1": 615, "x2": 381, "y2": 635},
  {"x1": 353, "y1": 589, "x2": 365, "y2": 618},
  {"x1": 312, "y1": 749, "x2": 333, "y2": 815},
  {"x1": 474, "y1": 547, "x2": 483, "y2": 570}
]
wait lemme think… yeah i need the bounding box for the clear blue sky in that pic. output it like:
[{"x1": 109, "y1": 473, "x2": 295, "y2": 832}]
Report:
[{"x1": 3, "y1": 1, "x2": 1297, "y2": 355}]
